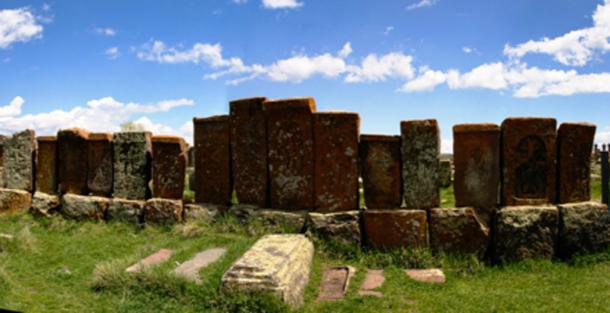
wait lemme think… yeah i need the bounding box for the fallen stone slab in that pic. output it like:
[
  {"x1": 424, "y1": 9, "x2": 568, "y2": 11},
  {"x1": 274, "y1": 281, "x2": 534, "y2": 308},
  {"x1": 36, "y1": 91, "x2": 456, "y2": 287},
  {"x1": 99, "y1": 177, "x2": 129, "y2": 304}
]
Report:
[
  {"x1": 61, "y1": 194, "x2": 109, "y2": 221},
  {"x1": 31, "y1": 192, "x2": 60, "y2": 217},
  {"x1": 107, "y1": 198, "x2": 145, "y2": 224},
  {"x1": 405, "y1": 269, "x2": 446, "y2": 284},
  {"x1": 221, "y1": 234, "x2": 314, "y2": 308},
  {"x1": 318, "y1": 266, "x2": 356, "y2": 301},
  {"x1": 126, "y1": 248, "x2": 174, "y2": 273},
  {"x1": 3, "y1": 129, "x2": 36, "y2": 191},
  {"x1": 358, "y1": 269, "x2": 385, "y2": 298},
  {"x1": 558, "y1": 202, "x2": 610, "y2": 258},
  {"x1": 183, "y1": 203, "x2": 221, "y2": 222},
  {"x1": 143, "y1": 198, "x2": 183, "y2": 225},
  {"x1": 429, "y1": 207, "x2": 489, "y2": 257},
  {"x1": 362, "y1": 209, "x2": 428, "y2": 249},
  {"x1": 173, "y1": 248, "x2": 226, "y2": 283},
  {"x1": 0, "y1": 188, "x2": 32, "y2": 215},
  {"x1": 307, "y1": 211, "x2": 361, "y2": 246}
]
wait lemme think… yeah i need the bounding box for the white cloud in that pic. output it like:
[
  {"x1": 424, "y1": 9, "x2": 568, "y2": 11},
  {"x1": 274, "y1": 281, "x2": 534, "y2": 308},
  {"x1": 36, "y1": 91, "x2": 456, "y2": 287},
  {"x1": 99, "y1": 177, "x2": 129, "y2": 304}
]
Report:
[
  {"x1": 105, "y1": 47, "x2": 119, "y2": 59},
  {"x1": 0, "y1": 96, "x2": 24, "y2": 117},
  {"x1": 338, "y1": 42, "x2": 352, "y2": 58},
  {"x1": 265, "y1": 53, "x2": 347, "y2": 82},
  {"x1": 95, "y1": 27, "x2": 116, "y2": 37},
  {"x1": 407, "y1": 0, "x2": 438, "y2": 11},
  {"x1": 0, "y1": 7, "x2": 44, "y2": 49},
  {"x1": 400, "y1": 69, "x2": 447, "y2": 92},
  {"x1": 233, "y1": 0, "x2": 248, "y2": 4},
  {"x1": 384, "y1": 26, "x2": 394, "y2": 36},
  {"x1": 441, "y1": 139, "x2": 453, "y2": 154},
  {"x1": 262, "y1": 0, "x2": 303, "y2": 9},
  {"x1": 345, "y1": 53, "x2": 414, "y2": 83}
]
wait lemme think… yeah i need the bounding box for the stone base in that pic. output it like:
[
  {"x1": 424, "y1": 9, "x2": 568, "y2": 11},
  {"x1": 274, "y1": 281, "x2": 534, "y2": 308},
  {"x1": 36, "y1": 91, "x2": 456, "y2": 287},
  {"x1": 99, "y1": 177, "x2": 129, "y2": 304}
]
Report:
[
  {"x1": 0, "y1": 188, "x2": 32, "y2": 215},
  {"x1": 362, "y1": 209, "x2": 428, "y2": 249},
  {"x1": 107, "y1": 198, "x2": 145, "y2": 224},
  {"x1": 251, "y1": 210, "x2": 307, "y2": 233},
  {"x1": 307, "y1": 211, "x2": 361, "y2": 246},
  {"x1": 143, "y1": 198, "x2": 183, "y2": 225},
  {"x1": 61, "y1": 194, "x2": 109, "y2": 221},
  {"x1": 429, "y1": 207, "x2": 489, "y2": 257},
  {"x1": 31, "y1": 192, "x2": 60, "y2": 217},
  {"x1": 558, "y1": 202, "x2": 610, "y2": 258},
  {"x1": 184, "y1": 203, "x2": 222, "y2": 222}
]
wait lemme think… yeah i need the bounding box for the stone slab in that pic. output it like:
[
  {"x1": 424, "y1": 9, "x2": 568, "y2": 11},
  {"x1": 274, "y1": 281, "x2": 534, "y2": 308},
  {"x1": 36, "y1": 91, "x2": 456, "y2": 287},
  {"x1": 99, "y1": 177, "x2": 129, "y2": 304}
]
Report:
[
  {"x1": 152, "y1": 136, "x2": 187, "y2": 199},
  {"x1": 143, "y1": 198, "x2": 183, "y2": 225},
  {"x1": 173, "y1": 247, "x2": 226, "y2": 283},
  {"x1": 318, "y1": 266, "x2": 356, "y2": 301},
  {"x1": 429, "y1": 207, "x2": 489, "y2": 257},
  {"x1": 31, "y1": 192, "x2": 60, "y2": 217},
  {"x1": 113, "y1": 132, "x2": 152, "y2": 200},
  {"x1": 362, "y1": 209, "x2": 428, "y2": 249},
  {"x1": 183, "y1": 203, "x2": 221, "y2": 222},
  {"x1": 405, "y1": 269, "x2": 445, "y2": 284},
  {"x1": 251, "y1": 209, "x2": 307, "y2": 233},
  {"x1": 557, "y1": 123, "x2": 596, "y2": 204},
  {"x1": 58, "y1": 128, "x2": 90, "y2": 195},
  {"x1": 126, "y1": 248, "x2": 174, "y2": 273},
  {"x1": 87, "y1": 133, "x2": 113, "y2": 197},
  {"x1": 61, "y1": 194, "x2": 109, "y2": 221},
  {"x1": 107, "y1": 198, "x2": 145, "y2": 224},
  {"x1": 358, "y1": 269, "x2": 385, "y2": 298},
  {"x1": 3, "y1": 129, "x2": 36, "y2": 191},
  {"x1": 359, "y1": 135, "x2": 402, "y2": 210},
  {"x1": 307, "y1": 211, "x2": 361, "y2": 246},
  {"x1": 0, "y1": 188, "x2": 32, "y2": 215},
  {"x1": 557, "y1": 202, "x2": 610, "y2": 258},
  {"x1": 36, "y1": 136, "x2": 58, "y2": 194}
]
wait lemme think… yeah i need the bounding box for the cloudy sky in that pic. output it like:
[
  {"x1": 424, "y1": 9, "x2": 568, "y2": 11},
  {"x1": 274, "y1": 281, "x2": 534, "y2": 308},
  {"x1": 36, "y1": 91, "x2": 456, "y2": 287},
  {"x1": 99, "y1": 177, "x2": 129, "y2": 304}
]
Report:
[{"x1": 2, "y1": 0, "x2": 610, "y2": 151}]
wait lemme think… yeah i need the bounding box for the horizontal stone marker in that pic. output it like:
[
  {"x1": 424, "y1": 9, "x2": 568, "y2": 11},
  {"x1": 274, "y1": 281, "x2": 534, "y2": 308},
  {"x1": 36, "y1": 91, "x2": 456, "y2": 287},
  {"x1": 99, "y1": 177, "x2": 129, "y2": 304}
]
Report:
[
  {"x1": 31, "y1": 192, "x2": 60, "y2": 217},
  {"x1": 401, "y1": 120, "x2": 440, "y2": 210},
  {"x1": 501, "y1": 118, "x2": 557, "y2": 206},
  {"x1": 221, "y1": 234, "x2": 314, "y2": 308},
  {"x1": 173, "y1": 247, "x2": 226, "y2": 284},
  {"x1": 265, "y1": 98, "x2": 316, "y2": 210},
  {"x1": 61, "y1": 194, "x2": 109, "y2": 221},
  {"x1": 36, "y1": 136, "x2": 58, "y2": 194},
  {"x1": 359, "y1": 135, "x2": 402, "y2": 210},
  {"x1": 0, "y1": 188, "x2": 32, "y2": 215},
  {"x1": 318, "y1": 266, "x2": 356, "y2": 301},
  {"x1": 313, "y1": 112, "x2": 360, "y2": 212},
  {"x1": 362, "y1": 209, "x2": 428, "y2": 249},
  {"x1": 405, "y1": 269, "x2": 445, "y2": 284},
  {"x1": 107, "y1": 198, "x2": 145, "y2": 224},
  {"x1": 453, "y1": 124, "x2": 500, "y2": 225},
  {"x1": 87, "y1": 133, "x2": 113, "y2": 197},
  {"x1": 429, "y1": 207, "x2": 489, "y2": 257},
  {"x1": 152, "y1": 136, "x2": 188, "y2": 199},
  {"x1": 557, "y1": 202, "x2": 610, "y2": 258},
  {"x1": 126, "y1": 248, "x2": 174, "y2": 273},
  {"x1": 143, "y1": 198, "x2": 183, "y2": 224},
  {"x1": 193, "y1": 116, "x2": 232, "y2": 205},
  {"x1": 230, "y1": 97, "x2": 269, "y2": 208},
  {"x1": 557, "y1": 123, "x2": 596, "y2": 204},
  {"x1": 439, "y1": 160, "x2": 452, "y2": 188},
  {"x1": 307, "y1": 211, "x2": 361, "y2": 246},
  {"x1": 58, "y1": 128, "x2": 90, "y2": 195},
  {"x1": 493, "y1": 205, "x2": 558, "y2": 263},
  {"x1": 358, "y1": 269, "x2": 385, "y2": 298},
  {"x1": 113, "y1": 132, "x2": 152, "y2": 200},
  {"x1": 3, "y1": 129, "x2": 36, "y2": 191}
]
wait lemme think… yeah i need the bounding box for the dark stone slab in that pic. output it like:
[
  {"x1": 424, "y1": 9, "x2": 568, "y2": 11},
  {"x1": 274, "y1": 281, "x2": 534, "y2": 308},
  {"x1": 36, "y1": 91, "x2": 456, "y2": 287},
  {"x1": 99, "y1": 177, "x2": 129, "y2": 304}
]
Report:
[
  {"x1": 362, "y1": 209, "x2": 428, "y2": 249},
  {"x1": 113, "y1": 132, "x2": 152, "y2": 200},
  {"x1": 36, "y1": 136, "x2": 57, "y2": 194},
  {"x1": 58, "y1": 128, "x2": 90, "y2": 195},
  {"x1": 318, "y1": 266, "x2": 356, "y2": 301},
  {"x1": 558, "y1": 202, "x2": 610, "y2": 258},
  {"x1": 152, "y1": 136, "x2": 187, "y2": 199},
  {"x1": 429, "y1": 207, "x2": 489, "y2": 257},
  {"x1": 557, "y1": 123, "x2": 596, "y2": 204},
  {"x1": 87, "y1": 133, "x2": 113, "y2": 197},
  {"x1": 359, "y1": 135, "x2": 402, "y2": 210},
  {"x1": 194, "y1": 115, "x2": 232, "y2": 205}
]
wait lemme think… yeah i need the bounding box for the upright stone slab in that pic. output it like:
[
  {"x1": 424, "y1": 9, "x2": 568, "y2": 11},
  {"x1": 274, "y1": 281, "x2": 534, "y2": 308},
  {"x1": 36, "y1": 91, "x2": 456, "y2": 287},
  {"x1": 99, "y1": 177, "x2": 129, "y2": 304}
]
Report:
[
  {"x1": 113, "y1": 132, "x2": 152, "y2": 200},
  {"x1": 230, "y1": 97, "x2": 269, "y2": 208},
  {"x1": 501, "y1": 118, "x2": 557, "y2": 206},
  {"x1": 401, "y1": 120, "x2": 440, "y2": 210},
  {"x1": 0, "y1": 135, "x2": 6, "y2": 187},
  {"x1": 265, "y1": 98, "x2": 316, "y2": 211},
  {"x1": 557, "y1": 123, "x2": 596, "y2": 204},
  {"x1": 557, "y1": 202, "x2": 610, "y2": 258},
  {"x1": 429, "y1": 207, "x2": 489, "y2": 257},
  {"x1": 3, "y1": 129, "x2": 36, "y2": 191},
  {"x1": 36, "y1": 136, "x2": 58, "y2": 194},
  {"x1": 87, "y1": 133, "x2": 113, "y2": 197},
  {"x1": 453, "y1": 124, "x2": 500, "y2": 225},
  {"x1": 221, "y1": 234, "x2": 314, "y2": 308},
  {"x1": 362, "y1": 210, "x2": 428, "y2": 249},
  {"x1": 313, "y1": 112, "x2": 360, "y2": 211},
  {"x1": 193, "y1": 116, "x2": 232, "y2": 205},
  {"x1": 359, "y1": 135, "x2": 402, "y2": 210},
  {"x1": 152, "y1": 136, "x2": 187, "y2": 199},
  {"x1": 58, "y1": 128, "x2": 90, "y2": 195}
]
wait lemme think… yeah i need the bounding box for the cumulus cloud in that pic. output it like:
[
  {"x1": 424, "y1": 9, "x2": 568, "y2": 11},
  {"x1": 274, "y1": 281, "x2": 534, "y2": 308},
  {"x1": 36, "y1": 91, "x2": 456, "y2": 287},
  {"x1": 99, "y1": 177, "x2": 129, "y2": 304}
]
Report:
[
  {"x1": 345, "y1": 53, "x2": 414, "y2": 83},
  {"x1": 0, "y1": 7, "x2": 44, "y2": 49},
  {"x1": 105, "y1": 47, "x2": 119, "y2": 59},
  {"x1": 407, "y1": 0, "x2": 438, "y2": 11},
  {"x1": 262, "y1": 0, "x2": 303, "y2": 9},
  {"x1": 95, "y1": 27, "x2": 116, "y2": 37}
]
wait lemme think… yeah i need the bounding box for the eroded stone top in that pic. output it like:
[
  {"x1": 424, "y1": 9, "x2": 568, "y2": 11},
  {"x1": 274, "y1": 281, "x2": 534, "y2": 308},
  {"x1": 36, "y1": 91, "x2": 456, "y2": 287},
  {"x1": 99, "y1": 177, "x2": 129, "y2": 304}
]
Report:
[
  {"x1": 360, "y1": 134, "x2": 400, "y2": 142},
  {"x1": 229, "y1": 97, "x2": 268, "y2": 107},
  {"x1": 152, "y1": 135, "x2": 186, "y2": 145},
  {"x1": 263, "y1": 97, "x2": 316, "y2": 112},
  {"x1": 193, "y1": 115, "x2": 229, "y2": 124},
  {"x1": 37, "y1": 136, "x2": 57, "y2": 142},
  {"x1": 501, "y1": 117, "x2": 557, "y2": 128},
  {"x1": 58, "y1": 128, "x2": 90, "y2": 138},
  {"x1": 89, "y1": 133, "x2": 113, "y2": 141},
  {"x1": 453, "y1": 123, "x2": 500, "y2": 133}
]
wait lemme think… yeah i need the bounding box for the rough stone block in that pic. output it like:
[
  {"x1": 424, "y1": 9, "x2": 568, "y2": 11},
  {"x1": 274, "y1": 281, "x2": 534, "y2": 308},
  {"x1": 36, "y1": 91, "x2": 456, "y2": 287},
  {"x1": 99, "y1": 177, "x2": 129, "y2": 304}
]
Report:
[
  {"x1": 401, "y1": 120, "x2": 440, "y2": 210},
  {"x1": 113, "y1": 132, "x2": 152, "y2": 200},
  {"x1": 58, "y1": 128, "x2": 90, "y2": 195},
  {"x1": 61, "y1": 194, "x2": 109, "y2": 221},
  {"x1": 143, "y1": 198, "x2": 183, "y2": 225},
  {"x1": 558, "y1": 202, "x2": 610, "y2": 258},
  {"x1": 501, "y1": 118, "x2": 557, "y2": 206},
  {"x1": 0, "y1": 188, "x2": 32, "y2": 215},
  {"x1": 265, "y1": 98, "x2": 316, "y2": 210},
  {"x1": 3, "y1": 129, "x2": 36, "y2": 191},
  {"x1": 307, "y1": 211, "x2": 361, "y2": 246},
  {"x1": 557, "y1": 123, "x2": 596, "y2": 204},
  {"x1": 362, "y1": 209, "x2": 428, "y2": 249},
  {"x1": 429, "y1": 207, "x2": 489, "y2": 257},
  {"x1": 439, "y1": 160, "x2": 452, "y2": 188},
  {"x1": 107, "y1": 198, "x2": 145, "y2": 224},
  {"x1": 184, "y1": 203, "x2": 221, "y2": 222},
  {"x1": 87, "y1": 133, "x2": 113, "y2": 197},
  {"x1": 173, "y1": 248, "x2": 227, "y2": 284},
  {"x1": 251, "y1": 209, "x2": 307, "y2": 233},
  {"x1": 221, "y1": 234, "x2": 314, "y2": 308},
  {"x1": 31, "y1": 192, "x2": 60, "y2": 217},
  {"x1": 152, "y1": 136, "x2": 187, "y2": 199},
  {"x1": 36, "y1": 136, "x2": 58, "y2": 194},
  {"x1": 313, "y1": 112, "x2": 360, "y2": 211},
  {"x1": 359, "y1": 135, "x2": 402, "y2": 210}
]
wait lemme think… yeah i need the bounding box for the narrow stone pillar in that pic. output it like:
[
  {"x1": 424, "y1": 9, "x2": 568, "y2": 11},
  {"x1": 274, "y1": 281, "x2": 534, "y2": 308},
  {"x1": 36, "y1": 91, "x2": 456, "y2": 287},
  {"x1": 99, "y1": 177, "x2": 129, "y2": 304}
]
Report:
[
  {"x1": 359, "y1": 135, "x2": 402, "y2": 210},
  {"x1": 193, "y1": 116, "x2": 232, "y2": 205},
  {"x1": 57, "y1": 128, "x2": 90, "y2": 195},
  {"x1": 313, "y1": 112, "x2": 360, "y2": 212},
  {"x1": 557, "y1": 123, "x2": 596, "y2": 204},
  {"x1": 265, "y1": 98, "x2": 316, "y2": 211},
  {"x1": 501, "y1": 118, "x2": 557, "y2": 206},
  {"x1": 401, "y1": 119, "x2": 440, "y2": 210},
  {"x1": 113, "y1": 132, "x2": 152, "y2": 200},
  {"x1": 87, "y1": 133, "x2": 113, "y2": 197},
  {"x1": 3, "y1": 129, "x2": 36, "y2": 191},
  {"x1": 36, "y1": 136, "x2": 58, "y2": 194},
  {"x1": 230, "y1": 97, "x2": 269, "y2": 208},
  {"x1": 152, "y1": 136, "x2": 187, "y2": 200}
]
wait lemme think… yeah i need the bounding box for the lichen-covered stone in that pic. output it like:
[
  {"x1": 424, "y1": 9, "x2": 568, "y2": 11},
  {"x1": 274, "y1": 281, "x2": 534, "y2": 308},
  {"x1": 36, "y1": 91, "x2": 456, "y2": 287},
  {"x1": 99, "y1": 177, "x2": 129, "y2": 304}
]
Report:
[
  {"x1": 401, "y1": 120, "x2": 440, "y2": 210},
  {"x1": 493, "y1": 206, "x2": 558, "y2": 263},
  {"x1": 557, "y1": 202, "x2": 610, "y2": 258},
  {"x1": 143, "y1": 198, "x2": 183, "y2": 225},
  {"x1": 221, "y1": 234, "x2": 314, "y2": 308},
  {"x1": 107, "y1": 198, "x2": 144, "y2": 224},
  {"x1": 359, "y1": 135, "x2": 402, "y2": 210},
  {"x1": 36, "y1": 136, "x2": 58, "y2": 194},
  {"x1": 152, "y1": 136, "x2": 187, "y2": 199},
  {"x1": 0, "y1": 188, "x2": 32, "y2": 215},
  {"x1": 87, "y1": 133, "x2": 113, "y2": 197},
  {"x1": 58, "y1": 128, "x2": 90, "y2": 195},
  {"x1": 557, "y1": 123, "x2": 596, "y2": 204},
  {"x1": 429, "y1": 207, "x2": 489, "y2": 257},
  {"x1": 184, "y1": 203, "x2": 221, "y2": 222},
  {"x1": 307, "y1": 211, "x2": 361, "y2": 245},
  {"x1": 31, "y1": 192, "x2": 60, "y2": 217},
  {"x1": 3, "y1": 129, "x2": 36, "y2": 191},
  {"x1": 113, "y1": 132, "x2": 152, "y2": 200},
  {"x1": 61, "y1": 194, "x2": 109, "y2": 221},
  {"x1": 362, "y1": 210, "x2": 428, "y2": 249},
  {"x1": 251, "y1": 209, "x2": 307, "y2": 233},
  {"x1": 439, "y1": 160, "x2": 452, "y2": 188}
]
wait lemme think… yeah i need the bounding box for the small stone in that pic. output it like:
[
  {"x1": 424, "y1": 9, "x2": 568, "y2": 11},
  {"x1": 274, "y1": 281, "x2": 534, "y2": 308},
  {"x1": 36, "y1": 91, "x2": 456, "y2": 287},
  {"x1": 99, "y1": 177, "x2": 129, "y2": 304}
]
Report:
[
  {"x1": 61, "y1": 194, "x2": 109, "y2": 221},
  {"x1": 31, "y1": 192, "x2": 60, "y2": 217},
  {"x1": 318, "y1": 266, "x2": 357, "y2": 301},
  {"x1": 557, "y1": 201, "x2": 610, "y2": 258},
  {"x1": 152, "y1": 136, "x2": 188, "y2": 199},
  {"x1": 143, "y1": 198, "x2": 183, "y2": 225},
  {"x1": 113, "y1": 132, "x2": 152, "y2": 200},
  {"x1": 173, "y1": 248, "x2": 226, "y2": 283},
  {"x1": 359, "y1": 135, "x2": 402, "y2": 210},
  {"x1": 439, "y1": 160, "x2": 452, "y2": 188},
  {"x1": 405, "y1": 269, "x2": 445, "y2": 284},
  {"x1": 0, "y1": 188, "x2": 32, "y2": 215},
  {"x1": 3, "y1": 129, "x2": 36, "y2": 191},
  {"x1": 183, "y1": 203, "x2": 221, "y2": 222},
  {"x1": 358, "y1": 269, "x2": 385, "y2": 298},
  {"x1": 126, "y1": 248, "x2": 174, "y2": 273},
  {"x1": 362, "y1": 209, "x2": 429, "y2": 249},
  {"x1": 57, "y1": 128, "x2": 90, "y2": 195},
  {"x1": 87, "y1": 133, "x2": 113, "y2": 197},
  {"x1": 36, "y1": 136, "x2": 58, "y2": 194},
  {"x1": 429, "y1": 207, "x2": 489, "y2": 257},
  {"x1": 557, "y1": 123, "x2": 596, "y2": 203},
  {"x1": 307, "y1": 211, "x2": 361, "y2": 246},
  {"x1": 107, "y1": 198, "x2": 145, "y2": 224}
]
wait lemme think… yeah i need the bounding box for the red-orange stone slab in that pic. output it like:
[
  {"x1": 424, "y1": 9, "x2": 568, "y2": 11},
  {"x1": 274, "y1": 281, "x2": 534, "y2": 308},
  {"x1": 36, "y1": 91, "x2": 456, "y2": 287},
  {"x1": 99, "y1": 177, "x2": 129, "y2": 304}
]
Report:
[
  {"x1": 362, "y1": 209, "x2": 428, "y2": 249},
  {"x1": 359, "y1": 135, "x2": 402, "y2": 210},
  {"x1": 313, "y1": 112, "x2": 360, "y2": 212},
  {"x1": 453, "y1": 124, "x2": 500, "y2": 224},
  {"x1": 152, "y1": 136, "x2": 187, "y2": 199},
  {"x1": 265, "y1": 98, "x2": 316, "y2": 211},
  {"x1": 501, "y1": 118, "x2": 557, "y2": 206},
  {"x1": 557, "y1": 123, "x2": 596, "y2": 204},
  {"x1": 230, "y1": 97, "x2": 269, "y2": 208},
  {"x1": 87, "y1": 133, "x2": 113, "y2": 197},
  {"x1": 36, "y1": 136, "x2": 58, "y2": 194},
  {"x1": 193, "y1": 115, "x2": 232, "y2": 205},
  {"x1": 57, "y1": 128, "x2": 90, "y2": 195}
]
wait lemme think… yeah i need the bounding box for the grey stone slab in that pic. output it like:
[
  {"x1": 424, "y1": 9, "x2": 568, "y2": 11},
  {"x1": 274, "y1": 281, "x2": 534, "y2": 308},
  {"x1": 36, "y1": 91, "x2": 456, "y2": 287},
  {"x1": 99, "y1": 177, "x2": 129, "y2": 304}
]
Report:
[
  {"x1": 318, "y1": 266, "x2": 356, "y2": 301},
  {"x1": 113, "y1": 132, "x2": 152, "y2": 200},
  {"x1": 358, "y1": 269, "x2": 384, "y2": 298},
  {"x1": 3, "y1": 129, "x2": 36, "y2": 191}
]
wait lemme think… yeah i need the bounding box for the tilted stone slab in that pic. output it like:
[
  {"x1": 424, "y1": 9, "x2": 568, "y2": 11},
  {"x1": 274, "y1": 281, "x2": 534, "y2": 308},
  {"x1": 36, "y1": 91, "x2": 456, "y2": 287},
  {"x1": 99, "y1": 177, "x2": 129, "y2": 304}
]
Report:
[
  {"x1": 173, "y1": 247, "x2": 226, "y2": 283},
  {"x1": 143, "y1": 198, "x2": 183, "y2": 225},
  {"x1": 152, "y1": 136, "x2": 187, "y2": 199},
  {"x1": 61, "y1": 194, "x2": 109, "y2": 221},
  {"x1": 557, "y1": 202, "x2": 610, "y2": 258},
  {"x1": 58, "y1": 128, "x2": 90, "y2": 195},
  {"x1": 31, "y1": 192, "x2": 60, "y2": 217},
  {"x1": 358, "y1": 269, "x2": 385, "y2": 297},
  {"x1": 221, "y1": 234, "x2": 314, "y2": 308},
  {"x1": 359, "y1": 135, "x2": 402, "y2": 210},
  {"x1": 3, "y1": 129, "x2": 36, "y2": 191},
  {"x1": 429, "y1": 207, "x2": 489, "y2": 257},
  {"x1": 36, "y1": 136, "x2": 58, "y2": 194},
  {"x1": 107, "y1": 198, "x2": 144, "y2": 224},
  {"x1": 362, "y1": 209, "x2": 428, "y2": 249},
  {"x1": 557, "y1": 123, "x2": 596, "y2": 204},
  {"x1": 0, "y1": 188, "x2": 32, "y2": 215},
  {"x1": 87, "y1": 133, "x2": 113, "y2": 197},
  {"x1": 307, "y1": 211, "x2": 361, "y2": 246},
  {"x1": 126, "y1": 248, "x2": 174, "y2": 273},
  {"x1": 318, "y1": 266, "x2": 356, "y2": 301},
  {"x1": 113, "y1": 132, "x2": 152, "y2": 200}
]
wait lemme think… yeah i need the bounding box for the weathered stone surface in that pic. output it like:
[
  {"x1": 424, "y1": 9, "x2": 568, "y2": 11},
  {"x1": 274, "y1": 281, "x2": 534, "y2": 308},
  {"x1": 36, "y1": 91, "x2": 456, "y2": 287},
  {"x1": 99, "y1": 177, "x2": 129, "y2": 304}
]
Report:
[
  {"x1": 173, "y1": 248, "x2": 226, "y2": 283},
  {"x1": 58, "y1": 128, "x2": 90, "y2": 195},
  {"x1": 0, "y1": 135, "x2": 6, "y2": 166},
  {"x1": 193, "y1": 116, "x2": 232, "y2": 205},
  {"x1": 152, "y1": 136, "x2": 187, "y2": 199},
  {"x1": 31, "y1": 192, "x2": 60, "y2": 217},
  {"x1": 358, "y1": 269, "x2": 385, "y2": 298},
  {"x1": 251, "y1": 209, "x2": 307, "y2": 233},
  {"x1": 87, "y1": 133, "x2": 113, "y2": 197},
  {"x1": 493, "y1": 206, "x2": 558, "y2": 263},
  {"x1": 36, "y1": 136, "x2": 58, "y2": 194},
  {"x1": 61, "y1": 194, "x2": 109, "y2": 221},
  {"x1": 0, "y1": 188, "x2": 32, "y2": 215},
  {"x1": 362, "y1": 210, "x2": 428, "y2": 249},
  {"x1": 143, "y1": 198, "x2": 183, "y2": 225},
  {"x1": 113, "y1": 132, "x2": 152, "y2": 200},
  {"x1": 453, "y1": 124, "x2": 500, "y2": 225},
  {"x1": 265, "y1": 98, "x2": 316, "y2": 211},
  {"x1": 3, "y1": 129, "x2": 36, "y2": 191},
  {"x1": 313, "y1": 112, "x2": 360, "y2": 211},
  {"x1": 126, "y1": 248, "x2": 174, "y2": 273},
  {"x1": 401, "y1": 120, "x2": 440, "y2": 210},
  {"x1": 557, "y1": 202, "x2": 610, "y2": 258},
  {"x1": 501, "y1": 118, "x2": 557, "y2": 206},
  {"x1": 439, "y1": 160, "x2": 452, "y2": 188},
  {"x1": 184, "y1": 203, "x2": 221, "y2": 222},
  {"x1": 359, "y1": 135, "x2": 402, "y2": 210},
  {"x1": 230, "y1": 97, "x2": 269, "y2": 208},
  {"x1": 221, "y1": 234, "x2": 314, "y2": 308},
  {"x1": 405, "y1": 269, "x2": 445, "y2": 284},
  {"x1": 429, "y1": 207, "x2": 489, "y2": 256},
  {"x1": 318, "y1": 266, "x2": 356, "y2": 301},
  {"x1": 307, "y1": 211, "x2": 361, "y2": 245},
  {"x1": 107, "y1": 198, "x2": 144, "y2": 224},
  {"x1": 557, "y1": 123, "x2": 596, "y2": 204}
]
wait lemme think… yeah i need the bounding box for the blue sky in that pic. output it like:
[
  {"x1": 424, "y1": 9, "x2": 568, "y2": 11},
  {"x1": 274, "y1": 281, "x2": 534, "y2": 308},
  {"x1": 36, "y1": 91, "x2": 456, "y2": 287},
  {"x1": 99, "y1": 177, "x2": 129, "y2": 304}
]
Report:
[{"x1": 2, "y1": 0, "x2": 610, "y2": 152}]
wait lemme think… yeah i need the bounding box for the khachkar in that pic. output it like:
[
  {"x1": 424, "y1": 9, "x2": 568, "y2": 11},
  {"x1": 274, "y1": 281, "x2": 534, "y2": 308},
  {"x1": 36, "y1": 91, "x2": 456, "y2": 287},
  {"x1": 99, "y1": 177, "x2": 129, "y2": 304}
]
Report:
[
  {"x1": 36, "y1": 136, "x2": 58, "y2": 194},
  {"x1": 113, "y1": 132, "x2": 152, "y2": 200},
  {"x1": 151, "y1": 136, "x2": 188, "y2": 199},
  {"x1": 557, "y1": 123, "x2": 596, "y2": 204},
  {"x1": 3, "y1": 129, "x2": 37, "y2": 191},
  {"x1": 58, "y1": 128, "x2": 90, "y2": 195},
  {"x1": 359, "y1": 135, "x2": 402, "y2": 210},
  {"x1": 87, "y1": 133, "x2": 113, "y2": 197}
]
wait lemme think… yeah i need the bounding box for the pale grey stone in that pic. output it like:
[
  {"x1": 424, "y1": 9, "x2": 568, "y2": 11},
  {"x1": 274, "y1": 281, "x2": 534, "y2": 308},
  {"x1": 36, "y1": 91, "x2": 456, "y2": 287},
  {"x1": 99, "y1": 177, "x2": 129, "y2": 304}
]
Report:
[
  {"x1": 113, "y1": 132, "x2": 152, "y2": 200},
  {"x1": 31, "y1": 192, "x2": 60, "y2": 217},
  {"x1": 251, "y1": 209, "x2": 307, "y2": 232},
  {"x1": 61, "y1": 194, "x2": 109, "y2": 221},
  {"x1": 143, "y1": 198, "x2": 182, "y2": 225},
  {"x1": 3, "y1": 130, "x2": 36, "y2": 191},
  {"x1": 173, "y1": 248, "x2": 226, "y2": 283},
  {"x1": 0, "y1": 188, "x2": 32, "y2": 215},
  {"x1": 183, "y1": 203, "x2": 220, "y2": 222},
  {"x1": 107, "y1": 198, "x2": 145, "y2": 224},
  {"x1": 558, "y1": 201, "x2": 610, "y2": 258},
  {"x1": 307, "y1": 211, "x2": 361, "y2": 245}
]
